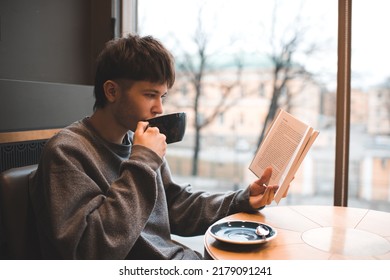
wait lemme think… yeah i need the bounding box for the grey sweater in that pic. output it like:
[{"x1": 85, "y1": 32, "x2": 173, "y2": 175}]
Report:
[{"x1": 29, "y1": 118, "x2": 255, "y2": 259}]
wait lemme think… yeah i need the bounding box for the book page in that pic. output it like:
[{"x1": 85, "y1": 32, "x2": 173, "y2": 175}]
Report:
[
  {"x1": 249, "y1": 109, "x2": 319, "y2": 204},
  {"x1": 250, "y1": 110, "x2": 310, "y2": 186},
  {"x1": 273, "y1": 129, "x2": 319, "y2": 203}
]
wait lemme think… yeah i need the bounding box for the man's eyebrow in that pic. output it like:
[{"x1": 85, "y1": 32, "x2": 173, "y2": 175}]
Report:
[{"x1": 142, "y1": 89, "x2": 167, "y2": 95}]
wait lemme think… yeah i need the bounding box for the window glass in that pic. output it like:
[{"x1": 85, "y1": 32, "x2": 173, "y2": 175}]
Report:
[
  {"x1": 350, "y1": 0, "x2": 390, "y2": 211},
  {"x1": 136, "y1": 0, "x2": 338, "y2": 207}
]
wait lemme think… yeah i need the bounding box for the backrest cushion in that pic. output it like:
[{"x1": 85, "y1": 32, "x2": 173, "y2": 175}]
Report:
[{"x1": 0, "y1": 165, "x2": 41, "y2": 259}]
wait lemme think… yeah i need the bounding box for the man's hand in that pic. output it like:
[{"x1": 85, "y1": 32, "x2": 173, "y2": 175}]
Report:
[
  {"x1": 248, "y1": 167, "x2": 279, "y2": 209},
  {"x1": 133, "y1": 121, "x2": 167, "y2": 158}
]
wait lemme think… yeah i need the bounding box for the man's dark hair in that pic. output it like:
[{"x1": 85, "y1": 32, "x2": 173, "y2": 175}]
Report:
[{"x1": 93, "y1": 34, "x2": 175, "y2": 110}]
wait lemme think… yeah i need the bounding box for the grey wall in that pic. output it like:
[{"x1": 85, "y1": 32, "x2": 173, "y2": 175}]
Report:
[{"x1": 0, "y1": 0, "x2": 112, "y2": 132}]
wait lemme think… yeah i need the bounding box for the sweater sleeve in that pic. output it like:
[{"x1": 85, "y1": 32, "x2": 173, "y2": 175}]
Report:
[
  {"x1": 30, "y1": 135, "x2": 164, "y2": 259},
  {"x1": 161, "y1": 161, "x2": 258, "y2": 237}
]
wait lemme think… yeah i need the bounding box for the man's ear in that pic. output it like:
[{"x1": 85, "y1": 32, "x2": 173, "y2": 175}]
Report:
[{"x1": 103, "y1": 80, "x2": 119, "y2": 103}]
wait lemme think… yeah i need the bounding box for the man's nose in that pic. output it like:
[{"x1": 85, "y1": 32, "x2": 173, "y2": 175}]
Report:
[{"x1": 153, "y1": 98, "x2": 164, "y2": 114}]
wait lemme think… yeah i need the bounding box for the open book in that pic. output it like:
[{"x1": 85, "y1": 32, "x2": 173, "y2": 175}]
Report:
[{"x1": 249, "y1": 109, "x2": 319, "y2": 204}]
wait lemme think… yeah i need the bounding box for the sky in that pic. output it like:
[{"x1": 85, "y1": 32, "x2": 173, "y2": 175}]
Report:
[{"x1": 136, "y1": 0, "x2": 390, "y2": 90}]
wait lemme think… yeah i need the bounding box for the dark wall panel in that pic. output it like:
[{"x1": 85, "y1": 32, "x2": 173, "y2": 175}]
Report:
[{"x1": 0, "y1": 79, "x2": 94, "y2": 132}]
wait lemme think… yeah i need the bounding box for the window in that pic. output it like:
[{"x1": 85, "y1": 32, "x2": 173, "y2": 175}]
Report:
[
  {"x1": 349, "y1": 0, "x2": 390, "y2": 211},
  {"x1": 126, "y1": 0, "x2": 390, "y2": 211}
]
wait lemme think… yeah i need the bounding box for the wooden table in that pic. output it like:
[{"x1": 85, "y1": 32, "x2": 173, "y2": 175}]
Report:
[{"x1": 204, "y1": 205, "x2": 390, "y2": 260}]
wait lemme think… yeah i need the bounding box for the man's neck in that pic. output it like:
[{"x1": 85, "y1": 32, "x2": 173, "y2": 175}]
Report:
[{"x1": 88, "y1": 110, "x2": 127, "y2": 145}]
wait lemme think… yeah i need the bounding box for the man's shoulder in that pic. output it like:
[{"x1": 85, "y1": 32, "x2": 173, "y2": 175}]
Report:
[{"x1": 45, "y1": 119, "x2": 90, "y2": 149}]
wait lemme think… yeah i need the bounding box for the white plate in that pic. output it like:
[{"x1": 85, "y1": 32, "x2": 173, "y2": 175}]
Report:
[{"x1": 208, "y1": 220, "x2": 277, "y2": 245}]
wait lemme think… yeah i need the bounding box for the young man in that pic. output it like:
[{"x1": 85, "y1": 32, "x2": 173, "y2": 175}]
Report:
[{"x1": 30, "y1": 34, "x2": 283, "y2": 260}]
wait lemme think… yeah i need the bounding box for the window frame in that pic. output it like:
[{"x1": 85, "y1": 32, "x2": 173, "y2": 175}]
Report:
[{"x1": 334, "y1": 0, "x2": 352, "y2": 206}]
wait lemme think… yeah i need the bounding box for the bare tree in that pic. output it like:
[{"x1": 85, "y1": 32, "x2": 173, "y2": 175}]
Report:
[
  {"x1": 256, "y1": 2, "x2": 318, "y2": 147},
  {"x1": 173, "y1": 11, "x2": 244, "y2": 176}
]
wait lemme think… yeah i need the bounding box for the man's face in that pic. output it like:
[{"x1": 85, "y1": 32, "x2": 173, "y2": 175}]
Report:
[{"x1": 112, "y1": 80, "x2": 168, "y2": 132}]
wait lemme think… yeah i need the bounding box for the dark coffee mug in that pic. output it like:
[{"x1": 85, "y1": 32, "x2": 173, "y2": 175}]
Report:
[{"x1": 146, "y1": 112, "x2": 186, "y2": 144}]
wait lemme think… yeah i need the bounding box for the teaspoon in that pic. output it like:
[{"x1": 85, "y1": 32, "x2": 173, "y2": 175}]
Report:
[{"x1": 255, "y1": 225, "x2": 269, "y2": 238}]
